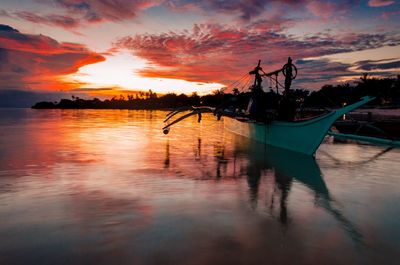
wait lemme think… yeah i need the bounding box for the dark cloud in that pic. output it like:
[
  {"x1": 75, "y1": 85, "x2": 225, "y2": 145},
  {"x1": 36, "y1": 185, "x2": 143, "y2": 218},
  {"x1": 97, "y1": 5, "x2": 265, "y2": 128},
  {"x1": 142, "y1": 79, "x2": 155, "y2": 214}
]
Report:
[
  {"x1": 3, "y1": 0, "x2": 162, "y2": 29},
  {"x1": 0, "y1": 24, "x2": 96, "y2": 54},
  {"x1": 14, "y1": 0, "x2": 358, "y2": 28},
  {"x1": 355, "y1": 59, "x2": 400, "y2": 71},
  {"x1": 168, "y1": 0, "x2": 357, "y2": 20},
  {"x1": 293, "y1": 59, "x2": 354, "y2": 88},
  {"x1": 13, "y1": 11, "x2": 80, "y2": 29},
  {"x1": 50, "y1": 0, "x2": 276, "y2": 22},
  {"x1": 1, "y1": 8, "x2": 81, "y2": 30},
  {"x1": 0, "y1": 24, "x2": 19, "y2": 33},
  {"x1": 191, "y1": 0, "x2": 271, "y2": 20},
  {"x1": 53, "y1": 0, "x2": 161, "y2": 22}
]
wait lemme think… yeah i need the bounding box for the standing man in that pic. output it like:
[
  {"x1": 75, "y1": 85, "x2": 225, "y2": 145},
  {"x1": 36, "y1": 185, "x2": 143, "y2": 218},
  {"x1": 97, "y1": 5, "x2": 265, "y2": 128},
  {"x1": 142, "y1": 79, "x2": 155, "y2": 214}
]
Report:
[
  {"x1": 282, "y1": 57, "x2": 297, "y2": 93},
  {"x1": 248, "y1": 60, "x2": 265, "y2": 119}
]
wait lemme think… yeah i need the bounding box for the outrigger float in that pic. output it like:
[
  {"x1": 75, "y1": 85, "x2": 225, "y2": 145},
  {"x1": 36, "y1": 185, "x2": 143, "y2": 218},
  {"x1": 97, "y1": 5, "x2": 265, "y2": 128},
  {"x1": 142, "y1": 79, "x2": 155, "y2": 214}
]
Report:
[{"x1": 162, "y1": 58, "x2": 375, "y2": 156}]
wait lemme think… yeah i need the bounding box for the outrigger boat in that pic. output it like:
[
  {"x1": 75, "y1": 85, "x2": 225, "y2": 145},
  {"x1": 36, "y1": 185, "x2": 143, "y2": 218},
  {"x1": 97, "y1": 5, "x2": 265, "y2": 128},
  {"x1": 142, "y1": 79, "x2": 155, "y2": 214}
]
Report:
[{"x1": 163, "y1": 58, "x2": 375, "y2": 156}]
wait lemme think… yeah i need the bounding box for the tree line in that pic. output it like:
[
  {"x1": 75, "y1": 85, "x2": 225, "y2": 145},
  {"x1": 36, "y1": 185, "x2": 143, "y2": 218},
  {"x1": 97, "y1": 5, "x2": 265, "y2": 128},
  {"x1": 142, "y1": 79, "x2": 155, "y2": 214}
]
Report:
[{"x1": 32, "y1": 74, "x2": 400, "y2": 110}]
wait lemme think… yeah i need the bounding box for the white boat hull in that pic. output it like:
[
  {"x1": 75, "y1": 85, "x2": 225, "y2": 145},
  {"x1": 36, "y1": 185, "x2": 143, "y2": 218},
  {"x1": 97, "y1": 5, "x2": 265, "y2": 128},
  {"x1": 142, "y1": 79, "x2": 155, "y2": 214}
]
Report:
[{"x1": 224, "y1": 96, "x2": 374, "y2": 156}]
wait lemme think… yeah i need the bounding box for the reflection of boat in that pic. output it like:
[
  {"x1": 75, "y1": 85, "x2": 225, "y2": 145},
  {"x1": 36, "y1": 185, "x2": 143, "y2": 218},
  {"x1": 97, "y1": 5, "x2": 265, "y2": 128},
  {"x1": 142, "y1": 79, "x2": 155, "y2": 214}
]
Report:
[
  {"x1": 163, "y1": 134, "x2": 363, "y2": 244},
  {"x1": 162, "y1": 59, "x2": 374, "y2": 156},
  {"x1": 234, "y1": 140, "x2": 363, "y2": 243}
]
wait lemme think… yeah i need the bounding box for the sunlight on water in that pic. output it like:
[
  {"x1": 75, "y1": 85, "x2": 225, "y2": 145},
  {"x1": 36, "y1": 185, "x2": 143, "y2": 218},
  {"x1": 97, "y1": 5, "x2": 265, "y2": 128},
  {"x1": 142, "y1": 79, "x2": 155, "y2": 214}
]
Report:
[{"x1": 0, "y1": 109, "x2": 399, "y2": 265}]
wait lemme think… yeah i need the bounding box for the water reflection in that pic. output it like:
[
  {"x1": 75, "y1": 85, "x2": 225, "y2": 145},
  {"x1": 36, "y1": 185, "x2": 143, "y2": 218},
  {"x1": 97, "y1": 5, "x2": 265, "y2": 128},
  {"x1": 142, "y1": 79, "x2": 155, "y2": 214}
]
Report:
[
  {"x1": 164, "y1": 140, "x2": 170, "y2": 168},
  {"x1": 319, "y1": 146, "x2": 394, "y2": 167},
  {"x1": 167, "y1": 134, "x2": 364, "y2": 244},
  {"x1": 1, "y1": 109, "x2": 399, "y2": 265},
  {"x1": 243, "y1": 141, "x2": 364, "y2": 244}
]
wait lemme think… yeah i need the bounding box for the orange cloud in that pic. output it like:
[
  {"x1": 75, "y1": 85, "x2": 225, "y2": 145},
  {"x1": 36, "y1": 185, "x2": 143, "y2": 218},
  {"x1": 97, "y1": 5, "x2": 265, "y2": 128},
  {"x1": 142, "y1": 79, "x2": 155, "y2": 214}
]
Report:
[
  {"x1": 368, "y1": 0, "x2": 395, "y2": 7},
  {"x1": 115, "y1": 22, "x2": 400, "y2": 89},
  {"x1": 0, "y1": 24, "x2": 105, "y2": 91}
]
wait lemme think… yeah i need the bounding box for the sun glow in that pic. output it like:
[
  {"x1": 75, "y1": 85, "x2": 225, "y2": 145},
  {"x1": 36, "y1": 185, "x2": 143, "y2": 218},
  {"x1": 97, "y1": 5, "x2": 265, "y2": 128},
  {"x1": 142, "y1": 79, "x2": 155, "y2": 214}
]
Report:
[{"x1": 65, "y1": 51, "x2": 224, "y2": 96}]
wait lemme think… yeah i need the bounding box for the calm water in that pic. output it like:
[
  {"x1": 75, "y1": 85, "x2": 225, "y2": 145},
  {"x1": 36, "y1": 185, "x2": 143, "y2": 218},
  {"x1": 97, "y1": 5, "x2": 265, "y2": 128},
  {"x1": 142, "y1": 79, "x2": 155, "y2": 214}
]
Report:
[{"x1": 0, "y1": 109, "x2": 399, "y2": 265}]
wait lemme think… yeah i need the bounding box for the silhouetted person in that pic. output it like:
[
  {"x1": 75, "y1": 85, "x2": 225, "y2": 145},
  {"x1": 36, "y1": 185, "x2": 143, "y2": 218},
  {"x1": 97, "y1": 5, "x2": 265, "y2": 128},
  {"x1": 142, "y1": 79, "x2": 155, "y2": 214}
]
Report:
[
  {"x1": 282, "y1": 57, "x2": 297, "y2": 92},
  {"x1": 248, "y1": 60, "x2": 266, "y2": 119}
]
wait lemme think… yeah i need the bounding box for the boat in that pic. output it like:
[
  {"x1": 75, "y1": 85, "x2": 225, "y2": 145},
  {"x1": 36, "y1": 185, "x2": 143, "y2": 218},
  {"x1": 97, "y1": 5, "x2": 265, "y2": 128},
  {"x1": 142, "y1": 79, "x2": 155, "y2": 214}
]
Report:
[
  {"x1": 223, "y1": 96, "x2": 374, "y2": 155},
  {"x1": 162, "y1": 58, "x2": 375, "y2": 156}
]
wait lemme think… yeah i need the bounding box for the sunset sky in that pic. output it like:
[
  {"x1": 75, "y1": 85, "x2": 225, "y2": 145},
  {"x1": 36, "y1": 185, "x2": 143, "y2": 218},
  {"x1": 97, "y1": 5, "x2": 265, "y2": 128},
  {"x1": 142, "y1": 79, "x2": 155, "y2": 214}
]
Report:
[{"x1": 1, "y1": 0, "x2": 399, "y2": 105}]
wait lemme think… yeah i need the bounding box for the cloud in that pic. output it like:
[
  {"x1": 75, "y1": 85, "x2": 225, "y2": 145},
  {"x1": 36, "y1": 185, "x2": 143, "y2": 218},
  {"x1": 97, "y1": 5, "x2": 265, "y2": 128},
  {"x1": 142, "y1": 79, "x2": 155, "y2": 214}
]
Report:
[
  {"x1": 0, "y1": 24, "x2": 19, "y2": 32},
  {"x1": 4, "y1": 0, "x2": 163, "y2": 29},
  {"x1": 0, "y1": 9, "x2": 11, "y2": 17},
  {"x1": 368, "y1": 0, "x2": 395, "y2": 7},
  {"x1": 0, "y1": 9, "x2": 80, "y2": 30},
  {"x1": 51, "y1": 0, "x2": 269, "y2": 24},
  {"x1": 188, "y1": 0, "x2": 271, "y2": 20},
  {"x1": 294, "y1": 59, "x2": 355, "y2": 88},
  {"x1": 354, "y1": 59, "x2": 400, "y2": 71},
  {"x1": 0, "y1": 25, "x2": 95, "y2": 54},
  {"x1": 381, "y1": 10, "x2": 400, "y2": 19},
  {"x1": 13, "y1": 11, "x2": 80, "y2": 29},
  {"x1": 306, "y1": 1, "x2": 339, "y2": 18},
  {"x1": 0, "y1": 24, "x2": 105, "y2": 91},
  {"x1": 165, "y1": 0, "x2": 269, "y2": 20},
  {"x1": 53, "y1": 0, "x2": 161, "y2": 22},
  {"x1": 2, "y1": 0, "x2": 356, "y2": 30},
  {"x1": 168, "y1": 0, "x2": 355, "y2": 20},
  {"x1": 115, "y1": 21, "x2": 400, "y2": 88},
  {"x1": 33, "y1": 0, "x2": 356, "y2": 26}
]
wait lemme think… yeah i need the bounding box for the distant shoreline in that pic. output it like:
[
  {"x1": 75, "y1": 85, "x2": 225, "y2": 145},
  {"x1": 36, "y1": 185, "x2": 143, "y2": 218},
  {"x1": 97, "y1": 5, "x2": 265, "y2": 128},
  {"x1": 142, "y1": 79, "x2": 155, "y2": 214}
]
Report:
[
  {"x1": 31, "y1": 75, "x2": 400, "y2": 111},
  {"x1": 31, "y1": 107, "x2": 175, "y2": 111}
]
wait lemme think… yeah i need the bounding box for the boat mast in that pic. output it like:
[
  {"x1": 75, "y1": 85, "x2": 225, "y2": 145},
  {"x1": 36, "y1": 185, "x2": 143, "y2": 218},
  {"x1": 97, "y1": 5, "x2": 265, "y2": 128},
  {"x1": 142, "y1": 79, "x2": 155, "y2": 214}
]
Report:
[{"x1": 249, "y1": 59, "x2": 263, "y2": 89}]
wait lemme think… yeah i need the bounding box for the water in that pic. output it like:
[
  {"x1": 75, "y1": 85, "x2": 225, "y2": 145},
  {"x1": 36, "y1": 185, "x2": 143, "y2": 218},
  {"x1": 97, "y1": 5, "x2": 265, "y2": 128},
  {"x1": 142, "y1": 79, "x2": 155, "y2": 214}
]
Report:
[{"x1": 0, "y1": 109, "x2": 399, "y2": 265}]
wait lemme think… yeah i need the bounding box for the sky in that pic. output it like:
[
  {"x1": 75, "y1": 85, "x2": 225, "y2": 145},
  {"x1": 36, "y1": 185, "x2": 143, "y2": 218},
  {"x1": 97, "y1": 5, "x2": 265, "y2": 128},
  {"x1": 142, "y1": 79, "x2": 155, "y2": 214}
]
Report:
[{"x1": 0, "y1": 0, "x2": 400, "y2": 105}]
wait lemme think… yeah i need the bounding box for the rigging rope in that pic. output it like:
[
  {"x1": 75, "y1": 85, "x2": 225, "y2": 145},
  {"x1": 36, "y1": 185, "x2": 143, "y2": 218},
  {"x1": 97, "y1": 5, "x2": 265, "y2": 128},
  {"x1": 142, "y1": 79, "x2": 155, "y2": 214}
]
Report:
[
  {"x1": 221, "y1": 73, "x2": 249, "y2": 93},
  {"x1": 237, "y1": 75, "x2": 252, "y2": 93}
]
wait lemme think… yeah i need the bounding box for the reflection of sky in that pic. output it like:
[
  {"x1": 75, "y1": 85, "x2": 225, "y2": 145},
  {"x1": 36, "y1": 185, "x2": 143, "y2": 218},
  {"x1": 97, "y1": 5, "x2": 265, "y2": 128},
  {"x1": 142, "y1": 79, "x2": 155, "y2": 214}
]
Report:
[{"x1": 1, "y1": 109, "x2": 400, "y2": 264}]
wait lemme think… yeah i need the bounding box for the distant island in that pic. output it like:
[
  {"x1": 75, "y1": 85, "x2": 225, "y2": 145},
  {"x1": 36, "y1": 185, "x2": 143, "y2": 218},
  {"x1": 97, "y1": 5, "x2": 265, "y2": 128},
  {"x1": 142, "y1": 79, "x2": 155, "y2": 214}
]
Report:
[{"x1": 32, "y1": 75, "x2": 400, "y2": 110}]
